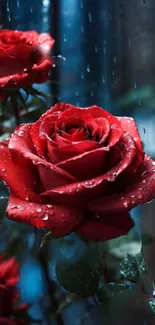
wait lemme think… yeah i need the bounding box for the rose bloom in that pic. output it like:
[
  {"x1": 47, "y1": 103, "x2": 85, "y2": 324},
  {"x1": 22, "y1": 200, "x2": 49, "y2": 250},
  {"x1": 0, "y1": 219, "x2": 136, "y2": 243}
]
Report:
[
  {"x1": 0, "y1": 29, "x2": 54, "y2": 90},
  {"x1": 0, "y1": 103, "x2": 155, "y2": 241},
  {"x1": 0, "y1": 254, "x2": 28, "y2": 325}
]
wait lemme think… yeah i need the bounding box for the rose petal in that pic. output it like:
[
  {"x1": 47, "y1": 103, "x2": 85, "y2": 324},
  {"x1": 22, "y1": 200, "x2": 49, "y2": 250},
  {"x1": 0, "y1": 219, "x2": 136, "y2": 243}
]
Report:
[
  {"x1": 47, "y1": 140, "x2": 100, "y2": 164},
  {"x1": 7, "y1": 195, "x2": 83, "y2": 236},
  {"x1": 30, "y1": 103, "x2": 66, "y2": 157},
  {"x1": 41, "y1": 133, "x2": 136, "y2": 204},
  {"x1": 0, "y1": 258, "x2": 19, "y2": 286},
  {"x1": 9, "y1": 124, "x2": 77, "y2": 191},
  {"x1": 88, "y1": 154, "x2": 155, "y2": 214},
  {"x1": 118, "y1": 116, "x2": 144, "y2": 171},
  {"x1": 0, "y1": 317, "x2": 18, "y2": 325},
  {"x1": 0, "y1": 139, "x2": 38, "y2": 201},
  {"x1": 57, "y1": 147, "x2": 108, "y2": 180},
  {"x1": 75, "y1": 212, "x2": 134, "y2": 241}
]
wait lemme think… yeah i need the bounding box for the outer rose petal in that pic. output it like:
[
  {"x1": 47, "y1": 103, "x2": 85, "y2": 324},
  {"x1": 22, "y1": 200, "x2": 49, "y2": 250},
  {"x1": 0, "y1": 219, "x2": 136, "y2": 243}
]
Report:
[
  {"x1": 75, "y1": 212, "x2": 134, "y2": 241},
  {"x1": 42, "y1": 133, "x2": 136, "y2": 205},
  {"x1": 118, "y1": 116, "x2": 144, "y2": 171},
  {"x1": 0, "y1": 140, "x2": 38, "y2": 201},
  {"x1": 88, "y1": 154, "x2": 155, "y2": 214},
  {"x1": 7, "y1": 196, "x2": 83, "y2": 236}
]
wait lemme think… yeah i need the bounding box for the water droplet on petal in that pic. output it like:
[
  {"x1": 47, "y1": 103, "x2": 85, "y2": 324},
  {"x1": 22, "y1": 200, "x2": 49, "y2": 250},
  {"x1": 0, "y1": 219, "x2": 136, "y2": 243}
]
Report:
[
  {"x1": 1, "y1": 169, "x2": 6, "y2": 172},
  {"x1": 152, "y1": 161, "x2": 155, "y2": 166},
  {"x1": 46, "y1": 204, "x2": 53, "y2": 208},
  {"x1": 18, "y1": 130, "x2": 24, "y2": 137},
  {"x1": 37, "y1": 207, "x2": 42, "y2": 213},
  {"x1": 138, "y1": 194, "x2": 143, "y2": 199},
  {"x1": 42, "y1": 214, "x2": 48, "y2": 220},
  {"x1": 123, "y1": 201, "x2": 128, "y2": 207}
]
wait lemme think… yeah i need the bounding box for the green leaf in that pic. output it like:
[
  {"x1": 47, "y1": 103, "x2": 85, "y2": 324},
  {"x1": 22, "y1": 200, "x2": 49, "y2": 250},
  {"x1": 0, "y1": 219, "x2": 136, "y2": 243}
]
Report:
[
  {"x1": 149, "y1": 298, "x2": 155, "y2": 315},
  {"x1": 56, "y1": 256, "x2": 99, "y2": 297},
  {"x1": 97, "y1": 283, "x2": 131, "y2": 302},
  {"x1": 135, "y1": 251, "x2": 148, "y2": 278},
  {"x1": 120, "y1": 250, "x2": 147, "y2": 283},
  {"x1": 120, "y1": 254, "x2": 139, "y2": 282},
  {"x1": 105, "y1": 233, "x2": 141, "y2": 259},
  {"x1": 0, "y1": 133, "x2": 10, "y2": 141}
]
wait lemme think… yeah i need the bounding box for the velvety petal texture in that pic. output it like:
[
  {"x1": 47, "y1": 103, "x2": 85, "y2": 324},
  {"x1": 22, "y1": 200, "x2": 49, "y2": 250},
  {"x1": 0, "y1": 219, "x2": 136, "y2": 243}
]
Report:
[
  {"x1": 0, "y1": 102, "x2": 154, "y2": 241},
  {"x1": 0, "y1": 29, "x2": 55, "y2": 90}
]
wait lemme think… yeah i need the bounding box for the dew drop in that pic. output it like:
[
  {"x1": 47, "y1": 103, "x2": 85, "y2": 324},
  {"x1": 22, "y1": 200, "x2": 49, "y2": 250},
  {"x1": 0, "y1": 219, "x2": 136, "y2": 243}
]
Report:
[
  {"x1": 37, "y1": 207, "x2": 42, "y2": 213},
  {"x1": 23, "y1": 68, "x2": 28, "y2": 72},
  {"x1": 143, "y1": 179, "x2": 146, "y2": 184},
  {"x1": 152, "y1": 161, "x2": 155, "y2": 166},
  {"x1": 138, "y1": 194, "x2": 143, "y2": 199},
  {"x1": 46, "y1": 204, "x2": 53, "y2": 208},
  {"x1": 42, "y1": 214, "x2": 48, "y2": 220},
  {"x1": 87, "y1": 64, "x2": 90, "y2": 73},
  {"x1": 1, "y1": 169, "x2": 6, "y2": 172},
  {"x1": 18, "y1": 130, "x2": 24, "y2": 137},
  {"x1": 123, "y1": 201, "x2": 128, "y2": 207}
]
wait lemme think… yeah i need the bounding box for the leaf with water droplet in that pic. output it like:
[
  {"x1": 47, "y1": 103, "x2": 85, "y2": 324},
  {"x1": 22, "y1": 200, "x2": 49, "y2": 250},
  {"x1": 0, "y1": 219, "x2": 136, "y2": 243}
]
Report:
[
  {"x1": 120, "y1": 254, "x2": 139, "y2": 282},
  {"x1": 149, "y1": 298, "x2": 155, "y2": 315},
  {"x1": 97, "y1": 283, "x2": 131, "y2": 303},
  {"x1": 119, "y1": 250, "x2": 147, "y2": 283},
  {"x1": 56, "y1": 256, "x2": 99, "y2": 297}
]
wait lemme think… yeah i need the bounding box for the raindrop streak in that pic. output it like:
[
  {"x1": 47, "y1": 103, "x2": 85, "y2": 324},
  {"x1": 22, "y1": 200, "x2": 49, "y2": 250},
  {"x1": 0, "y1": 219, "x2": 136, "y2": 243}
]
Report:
[
  {"x1": 87, "y1": 65, "x2": 90, "y2": 73},
  {"x1": 88, "y1": 12, "x2": 92, "y2": 23},
  {"x1": 6, "y1": 1, "x2": 11, "y2": 21}
]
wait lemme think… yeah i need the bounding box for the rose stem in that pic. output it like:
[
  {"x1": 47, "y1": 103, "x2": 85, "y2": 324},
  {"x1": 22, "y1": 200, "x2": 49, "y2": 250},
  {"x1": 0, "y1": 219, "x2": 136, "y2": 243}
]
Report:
[
  {"x1": 10, "y1": 95, "x2": 20, "y2": 126},
  {"x1": 39, "y1": 248, "x2": 64, "y2": 325}
]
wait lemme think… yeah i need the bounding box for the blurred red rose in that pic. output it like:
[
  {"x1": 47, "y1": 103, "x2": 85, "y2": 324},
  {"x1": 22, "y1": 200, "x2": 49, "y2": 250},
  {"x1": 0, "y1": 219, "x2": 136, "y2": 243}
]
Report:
[
  {"x1": 0, "y1": 254, "x2": 28, "y2": 325},
  {"x1": 0, "y1": 103, "x2": 155, "y2": 241},
  {"x1": 0, "y1": 29, "x2": 55, "y2": 90}
]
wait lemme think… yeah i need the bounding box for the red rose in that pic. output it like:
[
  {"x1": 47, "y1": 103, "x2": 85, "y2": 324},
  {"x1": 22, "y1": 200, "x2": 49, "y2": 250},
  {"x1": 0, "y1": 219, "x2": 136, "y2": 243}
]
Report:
[
  {"x1": 0, "y1": 103, "x2": 155, "y2": 241},
  {"x1": 0, "y1": 255, "x2": 28, "y2": 325},
  {"x1": 0, "y1": 30, "x2": 55, "y2": 90}
]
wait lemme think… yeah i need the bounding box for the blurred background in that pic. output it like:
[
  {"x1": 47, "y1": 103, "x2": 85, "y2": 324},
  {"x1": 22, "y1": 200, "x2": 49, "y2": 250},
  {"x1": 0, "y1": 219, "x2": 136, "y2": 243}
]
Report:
[{"x1": 1, "y1": 0, "x2": 155, "y2": 324}]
